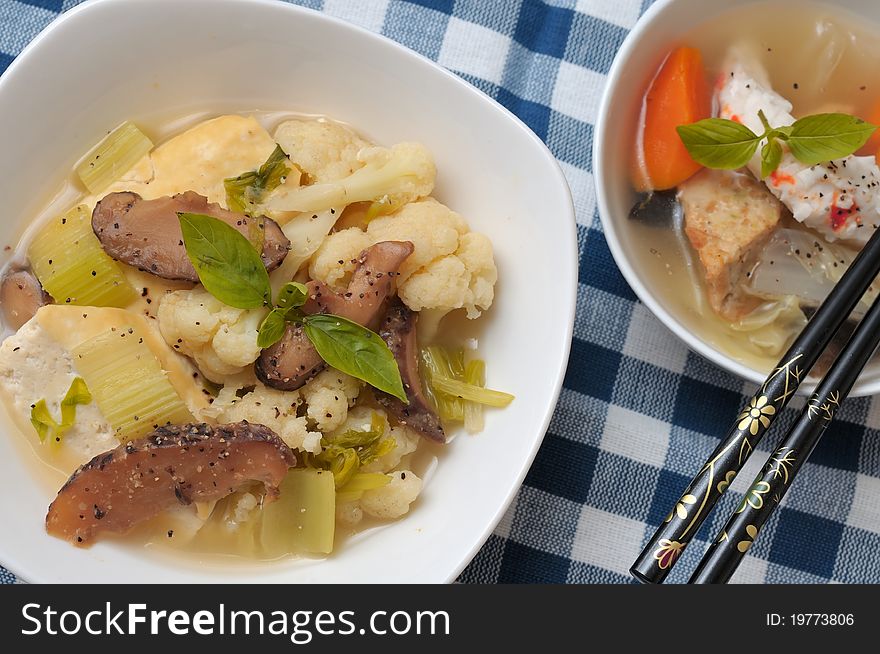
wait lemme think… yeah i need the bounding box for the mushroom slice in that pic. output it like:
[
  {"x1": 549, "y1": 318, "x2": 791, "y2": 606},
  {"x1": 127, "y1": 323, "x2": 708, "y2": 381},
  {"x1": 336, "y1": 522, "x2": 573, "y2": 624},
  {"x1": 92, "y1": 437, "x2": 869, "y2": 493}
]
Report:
[
  {"x1": 255, "y1": 240, "x2": 414, "y2": 391},
  {"x1": 375, "y1": 300, "x2": 445, "y2": 443},
  {"x1": 46, "y1": 421, "x2": 295, "y2": 546},
  {"x1": 254, "y1": 324, "x2": 326, "y2": 392},
  {"x1": 0, "y1": 268, "x2": 51, "y2": 330},
  {"x1": 91, "y1": 191, "x2": 290, "y2": 282}
]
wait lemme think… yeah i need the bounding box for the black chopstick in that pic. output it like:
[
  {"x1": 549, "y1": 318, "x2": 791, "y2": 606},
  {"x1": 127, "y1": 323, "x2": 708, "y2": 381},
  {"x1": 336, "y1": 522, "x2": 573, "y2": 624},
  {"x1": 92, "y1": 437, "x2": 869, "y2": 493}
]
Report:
[
  {"x1": 630, "y1": 226, "x2": 880, "y2": 584},
  {"x1": 689, "y1": 288, "x2": 880, "y2": 583}
]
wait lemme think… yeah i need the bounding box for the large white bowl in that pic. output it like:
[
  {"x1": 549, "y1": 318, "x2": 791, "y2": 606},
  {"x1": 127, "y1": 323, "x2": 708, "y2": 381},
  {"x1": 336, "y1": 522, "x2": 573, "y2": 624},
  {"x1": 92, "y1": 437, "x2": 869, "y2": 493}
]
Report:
[
  {"x1": 0, "y1": 0, "x2": 576, "y2": 583},
  {"x1": 594, "y1": 0, "x2": 880, "y2": 395}
]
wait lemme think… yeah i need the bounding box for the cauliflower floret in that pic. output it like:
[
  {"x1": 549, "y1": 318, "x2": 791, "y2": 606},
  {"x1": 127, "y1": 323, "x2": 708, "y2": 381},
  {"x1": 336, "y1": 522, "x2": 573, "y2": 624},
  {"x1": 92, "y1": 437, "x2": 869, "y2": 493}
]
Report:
[
  {"x1": 308, "y1": 228, "x2": 372, "y2": 288},
  {"x1": 300, "y1": 369, "x2": 362, "y2": 432},
  {"x1": 336, "y1": 501, "x2": 364, "y2": 526},
  {"x1": 401, "y1": 231, "x2": 497, "y2": 318},
  {"x1": 231, "y1": 492, "x2": 260, "y2": 524},
  {"x1": 361, "y1": 422, "x2": 420, "y2": 473},
  {"x1": 157, "y1": 288, "x2": 266, "y2": 383},
  {"x1": 366, "y1": 198, "x2": 467, "y2": 282},
  {"x1": 360, "y1": 470, "x2": 422, "y2": 519},
  {"x1": 211, "y1": 371, "x2": 362, "y2": 454},
  {"x1": 399, "y1": 256, "x2": 469, "y2": 311},
  {"x1": 214, "y1": 383, "x2": 319, "y2": 452},
  {"x1": 455, "y1": 232, "x2": 497, "y2": 316},
  {"x1": 309, "y1": 198, "x2": 497, "y2": 317},
  {"x1": 273, "y1": 119, "x2": 369, "y2": 183},
  {"x1": 268, "y1": 142, "x2": 435, "y2": 214}
]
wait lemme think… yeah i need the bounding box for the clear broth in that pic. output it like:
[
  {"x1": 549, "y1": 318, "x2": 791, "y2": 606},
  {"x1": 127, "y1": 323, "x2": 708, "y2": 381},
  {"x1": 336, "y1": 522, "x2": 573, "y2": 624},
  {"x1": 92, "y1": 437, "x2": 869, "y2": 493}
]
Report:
[{"x1": 630, "y1": 0, "x2": 880, "y2": 372}]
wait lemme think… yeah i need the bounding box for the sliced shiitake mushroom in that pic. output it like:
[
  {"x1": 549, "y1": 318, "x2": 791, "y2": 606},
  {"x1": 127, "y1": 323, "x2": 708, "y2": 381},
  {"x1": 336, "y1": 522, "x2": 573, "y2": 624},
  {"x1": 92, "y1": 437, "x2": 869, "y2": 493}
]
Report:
[
  {"x1": 46, "y1": 421, "x2": 295, "y2": 546},
  {"x1": 375, "y1": 300, "x2": 445, "y2": 443},
  {"x1": 0, "y1": 268, "x2": 51, "y2": 330},
  {"x1": 92, "y1": 191, "x2": 290, "y2": 282},
  {"x1": 255, "y1": 241, "x2": 414, "y2": 391}
]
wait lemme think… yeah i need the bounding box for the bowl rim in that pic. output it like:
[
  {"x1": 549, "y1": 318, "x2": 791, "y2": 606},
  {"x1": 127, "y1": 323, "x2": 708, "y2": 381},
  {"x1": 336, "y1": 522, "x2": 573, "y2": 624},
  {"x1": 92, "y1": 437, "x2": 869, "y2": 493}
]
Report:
[
  {"x1": 592, "y1": 0, "x2": 879, "y2": 396},
  {"x1": 0, "y1": 0, "x2": 578, "y2": 583}
]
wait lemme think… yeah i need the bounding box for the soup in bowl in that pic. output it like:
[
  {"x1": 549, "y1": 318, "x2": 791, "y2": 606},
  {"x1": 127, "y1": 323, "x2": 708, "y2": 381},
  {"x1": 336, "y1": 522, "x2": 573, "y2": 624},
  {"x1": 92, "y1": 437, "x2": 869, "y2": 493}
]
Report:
[
  {"x1": 595, "y1": 0, "x2": 880, "y2": 394},
  {"x1": 0, "y1": 0, "x2": 576, "y2": 583}
]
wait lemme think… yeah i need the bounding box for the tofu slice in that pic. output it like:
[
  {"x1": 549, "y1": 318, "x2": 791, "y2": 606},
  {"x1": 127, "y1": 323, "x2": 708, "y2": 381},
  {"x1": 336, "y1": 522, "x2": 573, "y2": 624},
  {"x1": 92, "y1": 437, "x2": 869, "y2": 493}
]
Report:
[
  {"x1": 680, "y1": 168, "x2": 783, "y2": 321},
  {"x1": 0, "y1": 306, "x2": 210, "y2": 474}
]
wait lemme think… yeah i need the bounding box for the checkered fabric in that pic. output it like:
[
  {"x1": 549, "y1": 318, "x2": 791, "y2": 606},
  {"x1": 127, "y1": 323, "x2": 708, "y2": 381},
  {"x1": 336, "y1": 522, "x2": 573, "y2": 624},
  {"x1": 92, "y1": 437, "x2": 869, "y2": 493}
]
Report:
[{"x1": 2, "y1": 0, "x2": 879, "y2": 586}]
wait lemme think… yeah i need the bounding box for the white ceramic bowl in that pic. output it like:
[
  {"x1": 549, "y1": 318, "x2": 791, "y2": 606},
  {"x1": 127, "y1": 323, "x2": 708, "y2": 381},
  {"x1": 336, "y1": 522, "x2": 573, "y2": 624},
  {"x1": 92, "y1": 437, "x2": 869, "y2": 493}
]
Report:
[
  {"x1": 594, "y1": 0, "x2": 880, "y2": 396},
  {"x1": 0, "y1": 0, "x2": 576, "y2": 583}
]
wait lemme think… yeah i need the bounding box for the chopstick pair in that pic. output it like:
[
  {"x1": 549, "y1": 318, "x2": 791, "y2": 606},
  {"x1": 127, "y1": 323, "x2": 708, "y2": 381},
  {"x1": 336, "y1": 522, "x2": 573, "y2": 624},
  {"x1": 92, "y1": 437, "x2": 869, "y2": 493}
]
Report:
[
  {"x1": 631, "y1": 226, "x2": 880, "y2": 585},
  {"x1": 689, "y1": 290, "x2": 880, "y2": 582}
]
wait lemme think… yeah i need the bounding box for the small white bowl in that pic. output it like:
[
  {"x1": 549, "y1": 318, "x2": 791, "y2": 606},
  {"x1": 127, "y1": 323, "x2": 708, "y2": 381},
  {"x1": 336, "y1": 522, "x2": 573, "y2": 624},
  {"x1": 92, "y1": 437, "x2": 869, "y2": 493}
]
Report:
[
  {"x1": 0, "y1": 0, "x2": 576, "y2": 583},
  {"x1": 594, "y1": 0, "x2": 880, "y2": 396}
]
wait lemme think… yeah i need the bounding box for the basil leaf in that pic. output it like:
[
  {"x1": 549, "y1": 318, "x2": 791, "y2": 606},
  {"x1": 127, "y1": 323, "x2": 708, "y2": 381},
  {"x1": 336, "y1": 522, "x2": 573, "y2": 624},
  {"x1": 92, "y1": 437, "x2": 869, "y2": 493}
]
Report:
[
  {"x1": 277, "y1": 281, "x2": 309, "y2": 310},
  {"x1": 224, "y1": 144, "x2": 292, "y2": 213},
  {"x1": 768, "y1": 126, "x2": 792, "y2": 141},
  {"x1": 179, "y1": 212, "x2": 271, "y2": 309},
  {"x1": 761, "y1": 138, "x2": 783, "y2": 179},
  {"x1": 677, "y1": 119, "x2": 761, "y2": 169},
  {"x1": 787, "y1": 113, "x2": 877, "y2": 165},
  {"x1": 303, "y1": 314, "x2": 407, "y2": 403},
  {"x1": 257, "y1": 308, "x2": 289, "y2": 348}
]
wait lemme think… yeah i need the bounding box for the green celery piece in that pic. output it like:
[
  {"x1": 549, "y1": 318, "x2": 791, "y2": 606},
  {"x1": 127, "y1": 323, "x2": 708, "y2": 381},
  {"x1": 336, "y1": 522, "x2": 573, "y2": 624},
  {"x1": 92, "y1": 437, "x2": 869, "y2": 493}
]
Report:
[
  {"x1": 430, "y1": 375, "x2": 514, "y2": 408},
  {"x1": 260, "y1": 469, "x2": 335, "y2": 556},
  {"x1": 75, "y1": 121, "x2": 153, "y2": 194}
]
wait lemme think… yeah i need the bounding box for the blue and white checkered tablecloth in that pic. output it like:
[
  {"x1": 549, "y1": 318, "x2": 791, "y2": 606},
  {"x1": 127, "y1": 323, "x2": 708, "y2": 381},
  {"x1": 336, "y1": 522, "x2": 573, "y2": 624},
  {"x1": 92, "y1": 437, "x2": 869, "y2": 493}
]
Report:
[{"x1": 2, "y1": 0, "x2": 880, "y2": 585}]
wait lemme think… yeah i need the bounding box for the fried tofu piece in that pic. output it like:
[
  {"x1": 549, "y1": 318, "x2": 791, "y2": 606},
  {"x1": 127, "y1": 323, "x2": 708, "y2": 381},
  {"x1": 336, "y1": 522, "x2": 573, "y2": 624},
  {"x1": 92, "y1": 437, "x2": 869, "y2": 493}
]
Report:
[{"x1": 679, "y1": 168, "x2": 783, "y2": 321}]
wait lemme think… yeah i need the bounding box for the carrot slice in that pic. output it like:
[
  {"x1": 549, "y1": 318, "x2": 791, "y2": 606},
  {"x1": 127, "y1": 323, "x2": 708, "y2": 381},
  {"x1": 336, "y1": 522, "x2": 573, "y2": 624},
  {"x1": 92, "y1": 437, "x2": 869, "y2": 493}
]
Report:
[
  {"x1": 857, "y1": 99, "x2": 880, "y2": 156},
  {"x1": 633, "y1": 46, "x2": 711, "y2": 191}
]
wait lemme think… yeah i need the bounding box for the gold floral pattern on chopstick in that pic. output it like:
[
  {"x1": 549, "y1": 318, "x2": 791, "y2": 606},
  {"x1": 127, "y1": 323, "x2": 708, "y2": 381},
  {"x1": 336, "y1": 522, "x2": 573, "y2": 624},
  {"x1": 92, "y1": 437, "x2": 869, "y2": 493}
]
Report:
[
  {"x1": 736, "y1": 525, "x2": 759, "y2": 553},
  {"x1": 716, "y1": 470, "x2": 736, "y2": 494},
  {"x1": 807, "y1": 389, "x2": 840, "y2": 422},
  {"x1": 653, "y1": 539, "x2": 685, "y2": 570},
  {"x1": 736, "y1": 474, "x2": 770, "y2": 513},
  {"x1": 636, "y1": 354, "x2": 805, "y2": 579},
  {"x1": 768, "y1": 447, "x2": 796, "y2": 484},
  {"x1": 665, "y1": 494, "x2": 698, "y2": 522},
  {"x1": 737, "y1": 395, "x2": 776, "y2": 435},
  {"x1": 766, "y1": 354, "x2": 803, "y2": 403}
]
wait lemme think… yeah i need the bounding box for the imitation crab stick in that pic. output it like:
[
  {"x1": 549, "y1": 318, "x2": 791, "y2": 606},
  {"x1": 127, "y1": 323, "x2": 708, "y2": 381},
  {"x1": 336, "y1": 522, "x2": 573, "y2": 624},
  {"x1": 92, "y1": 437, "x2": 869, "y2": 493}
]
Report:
[{"x1": 633, "y1": 46, "x2": 711, "y2": 191}]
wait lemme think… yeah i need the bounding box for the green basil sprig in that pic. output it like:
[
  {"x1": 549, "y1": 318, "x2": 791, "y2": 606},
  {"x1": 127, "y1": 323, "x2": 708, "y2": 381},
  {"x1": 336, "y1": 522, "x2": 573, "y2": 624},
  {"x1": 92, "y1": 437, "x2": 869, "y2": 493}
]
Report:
[
  {"x1": 256, "y1": 308, "x2": 289, "y2": 349},
  {"x1": 676, "y1": 111, "x2": 877, "y2": 178},
  {"x1": 303, "y1": 314, "x2": 407, "y2": 402},
  {"x1": 276, "y1": 281, "x2": 309, "y2": 310},
  {"x1": 255, "y1": 281, "x2": 309, "y2": 349},
  {"x1": 31, "y1": 377, "x2": 92, "y2": 443},
  {"x1": 255, "y1": 286, "x2": 409, "y2": 404},
  {"x1": 178, "y1": 213, "x2": 407, "y2": 401},
  {"x1": 179, "y1": 212, "x2": 271, "y2": 309}
]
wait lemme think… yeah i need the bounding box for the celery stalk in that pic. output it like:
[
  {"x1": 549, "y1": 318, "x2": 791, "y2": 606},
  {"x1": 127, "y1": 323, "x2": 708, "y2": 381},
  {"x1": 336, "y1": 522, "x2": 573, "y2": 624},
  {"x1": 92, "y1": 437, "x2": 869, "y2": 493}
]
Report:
[
  {"x1": 336, "y1": 472, "x2": 391, "y2": 504},
  {"x1": 430, "y1": 375, "x2": 514, "y2": 407},
  {"x1": 29, "y1": 205, "x2": 137, "y2": 307},
  {"x1": 421, "y1": 346, "x2": 464, "y2": 421},
  {"x1": 421, "y1": 345, "x2": 513, "y2": 430},
  {"x1": 75, "y1": 121, "x2": 153, "y2": 193},
  {"x1": 260, "y1": 469, "x2": 335, "y2": 556},
  {"x1": 72, "y1": 327, "x2": 192, "y2": 439},
  {"x1": 463, "y1": 359, "x2": 486, "y2": 434}
]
